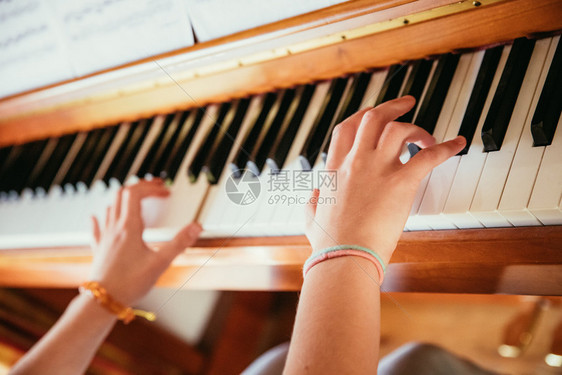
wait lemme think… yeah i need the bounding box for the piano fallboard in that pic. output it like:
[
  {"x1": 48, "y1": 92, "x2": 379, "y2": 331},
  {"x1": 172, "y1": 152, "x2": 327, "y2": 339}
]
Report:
[{"x1": 0, "y1": 227, "x2": 560, "y2": 294}]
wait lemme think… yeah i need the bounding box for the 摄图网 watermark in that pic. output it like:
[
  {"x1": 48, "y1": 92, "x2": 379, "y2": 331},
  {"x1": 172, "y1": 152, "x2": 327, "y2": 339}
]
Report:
[{"x1": 225, "y1": 169, "x2": 337, "y2": 206}]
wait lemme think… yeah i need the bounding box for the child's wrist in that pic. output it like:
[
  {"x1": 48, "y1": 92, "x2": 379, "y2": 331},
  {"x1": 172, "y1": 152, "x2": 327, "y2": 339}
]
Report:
[{"x1": 73, "y1": 293, "x2": 119, "y2": 322}]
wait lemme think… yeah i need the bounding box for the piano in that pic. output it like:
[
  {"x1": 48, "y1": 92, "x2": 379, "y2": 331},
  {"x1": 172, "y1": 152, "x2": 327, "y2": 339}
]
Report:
[{"x1": 0, "y1": 0, "x2": 561, "y2": 294}]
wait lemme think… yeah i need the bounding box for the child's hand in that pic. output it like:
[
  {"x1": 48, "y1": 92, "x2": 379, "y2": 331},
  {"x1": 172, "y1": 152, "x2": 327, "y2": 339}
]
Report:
[
  {"x1": 305, "y1": 96, "x2": 465, "y2": 265},
  {"x1": 89, "y1": 179, "x2": 201, "y2": 305}
]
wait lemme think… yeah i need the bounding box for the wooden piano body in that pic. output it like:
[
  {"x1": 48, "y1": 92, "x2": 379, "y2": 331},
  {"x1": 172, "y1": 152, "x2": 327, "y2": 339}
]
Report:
[{"x1": 0, "y1": 0, "x2": 561, "y2": 295}]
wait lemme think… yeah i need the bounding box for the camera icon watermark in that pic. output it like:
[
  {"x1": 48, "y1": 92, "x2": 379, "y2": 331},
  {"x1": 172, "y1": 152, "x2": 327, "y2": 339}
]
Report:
[{"x1": 225, "y1": 169, "x2": 261, "y2": 205}]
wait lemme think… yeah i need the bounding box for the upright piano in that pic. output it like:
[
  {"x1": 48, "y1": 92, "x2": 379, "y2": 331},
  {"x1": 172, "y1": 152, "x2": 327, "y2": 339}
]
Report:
[{"x1": 0, "y1": 0, "x2": 561, "y2": 294}]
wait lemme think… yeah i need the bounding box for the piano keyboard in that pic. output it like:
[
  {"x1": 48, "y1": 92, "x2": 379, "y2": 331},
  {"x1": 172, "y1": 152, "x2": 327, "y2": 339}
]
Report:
[{"x1": 0, "y1": 35, "x2": 560, "y2": 249}]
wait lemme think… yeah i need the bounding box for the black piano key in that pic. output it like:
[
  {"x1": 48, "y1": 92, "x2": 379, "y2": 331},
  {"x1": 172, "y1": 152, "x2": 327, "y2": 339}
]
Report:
[
  {"x1": 34, "y1": 133, "x2": 77, "y2": 191},
  {"x1": 481, "y1": 37, "x2": 535, "y2": 152},
  {"x1": 231, "y1": 93, "x2": 278, "y2": 176},
  {"x1": 149, "y1": 111, "x2": 189, "y2": 178},
  {"x1": 160, "y1": 109, "x2": 205, "y2": 182},
  {"x1": 457, "y1": 46, "x2": 504, "y2": 155},
  {"x1": 203, "y1": 98, "x2": 251, "y2": 184},
  {"x1": 2, "y1": 141, "x2": 30, "y2": 193},
  {"x1": 396, "y1": 59, "x2": 433, "y2": 123},
  {"x1": 79, "y1": 126, "x2": 119, "y2": 187},
  {"x1": 188, "y1": 102, "x2": 232, "y2": 183},
  {"x1": 267, "y1": 84, "x2": 315, "y2": 173},
  {"x1": 61, "y1": 129, "x2": 105, "y2": 187},
  {"x1": 0, "y1": 145, "x2": 24, "y2": 193},
  {"x1": 406, "y1": 143, "x2": 422, "y2": 159},
  {"x1": 299, "y1": 77, "x2": 348, "y2": 170},
  {"x1": 374, "y1": 64, "x2": 407, "y2": 106},
  {"x1": 321, "y1": 72, "x2": 372, "y2": 162},
  {"x1": 136, "y1": 115, "x2": 176, "y2": 178},
  {"x1": 335, "y1": 72, "x2": 372, "y2": 124},
  {"x1": 416, "y1": 53, "x2": 460, "y2": 135},
  {"x1": 24, "y1": 137, "x2": 58, "y2": 190},
  {"x1": 409, "y1": 53, "x2": 460, "y2": 157},
  {"x1": 0, "y1": 146, "x2": 14, "y2": 192},
  {"x1": 136, "y1": 113, "x2": 182, "y2": 178},
  {"x1": 531, "y1": 37, "x2": 562, "y2": 147},
  {"x1": 7, "y1": 140, "x2": 48, "y2": 194},
  {"x1": 0, "y1": 146, "x2": 12, "y2": 167},
  {"x1": 0, "y1": 146, "x2": 23, "y2": 192},
  {"x1": 247, "y1": 89, "x2": 297, "y2": 175},
  {"x1": 103, "y1": 119, "x2": 151, "y2": 184},
  {"x1": 11, "y1": 140, "x2": 47, "y2": 193}
]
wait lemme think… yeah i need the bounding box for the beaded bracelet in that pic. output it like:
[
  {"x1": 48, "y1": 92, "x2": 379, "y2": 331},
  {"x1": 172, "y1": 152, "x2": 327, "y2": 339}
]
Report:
[
  {"x1": 303, "y1": 245, "x2": 386, "y2": 284},
  {"x1": 79, "y1": 281, "x2": 156, "y2": 324}
]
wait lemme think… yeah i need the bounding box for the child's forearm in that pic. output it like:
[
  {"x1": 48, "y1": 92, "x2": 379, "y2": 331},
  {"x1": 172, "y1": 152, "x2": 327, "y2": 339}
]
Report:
[
  {"x1": 10, "y1": 293, "x2": 117, "y2": 375},
  {"x1": 284, "y1": 256, "x2": 382, "y2": 374}
]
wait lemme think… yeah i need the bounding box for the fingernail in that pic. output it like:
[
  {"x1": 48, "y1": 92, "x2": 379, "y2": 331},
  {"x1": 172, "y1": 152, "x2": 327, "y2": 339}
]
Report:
[{"x1": 454, "y1": 136, "x2": 466, "y2": 145}]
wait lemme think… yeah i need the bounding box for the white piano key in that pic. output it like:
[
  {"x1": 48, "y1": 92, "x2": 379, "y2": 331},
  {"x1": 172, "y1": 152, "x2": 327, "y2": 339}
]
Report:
[
  {"x1": 272, "y1": 81, "x2": 335, "y2": 236},
  {"x1": 92, "y1": 122, "x2": 132, "y2": 183},
  {"x1": 63, "y1": 182, "x2": 92, "y2": 232},
  {"x1": 267, "y1": 177, "x2": 304, "y2": 236},
  {"x1": 218, "y1": 169, "x2": 264, "y2": 236},
  {"x1": 528, "y1": 112, "x2": 562, "y2": 224},
  {"x1": 144, "y1": 105, "x2": 221, "y2": 240},
  {"x1": 126, "y1": 115, "x2": 166, "y2": 179},
  {"x1": 398, "y1": 64, "x2": 415, "y2": 98},
  {"x1": 407, "y1": 55, "x2": 473, "y2": 230},
  {"x1": 498, "y1": 36, "x2": 559, "y2": 226},
  {"x1": 231, "y1": 81, "x2": 332, "y2": 237},
  {"x1": 0, "y1": 195, "x2": 10, "y2": 235},
  {"x1": 26, "y1": 186, "x2": 60, "y2": 236},
  {"x1": 285, "y1": 160, "x2": 327, "y2": 236},
  {"x1": 51, "y1": 132, "x2": 88, "y2": 187},
  {"x1": 21, "y1": 189, "x2": 44, "y2": 232},
  {"x1": 412, "y1": 59, "x2": 439, "y2": 120},
  {"x1": 0, "y1": 192, "x2": 26, "y2": 235},
  {"x1": 359, "y1": 69, "x2": 388, "y2": 108},
  {"x1": 229, "y1": 88, "x2": 317, "y2": 237},
  {"x1": 200, "y1": 96, "x2": 265, "y2": 236},
  {"x1": 442, "y1": 45, "x2": 512, "y2": 229},
  {"x1": 246, "y1": 166, "x2": 290, "y2": 237},
  {"x1": 336, "y1": 74, "x2": 357, "y2": 114},
  {"x1": 404, "y1": 60, "x2": 449, "y2": 231},
  {"x1": 91, "y1": 179, "x2": 120, "y2": 222},
  {"x1": 39, "y1": 185, "x2": 73, "y2": 235},
  {"x1": 264, "y1": 161, "x2": 304, "y2": 236},
  {"x1": 470, "y1": 38, "x2": 551, "y2": 227},
  {"x1": 417, "y1": 51, "x2": 485, "y2": 229}
]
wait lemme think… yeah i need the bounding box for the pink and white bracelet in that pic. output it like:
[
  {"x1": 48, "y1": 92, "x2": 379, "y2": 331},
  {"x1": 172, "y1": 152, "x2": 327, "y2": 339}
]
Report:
[{"x1": 303, "y1": 245, "x2": 386, "y2": 284}]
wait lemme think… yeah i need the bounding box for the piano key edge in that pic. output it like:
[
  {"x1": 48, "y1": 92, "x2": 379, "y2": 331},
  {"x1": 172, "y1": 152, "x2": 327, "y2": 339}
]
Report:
[{"x1": 1, "y1": 226, "x2": 560, "y2": 295}]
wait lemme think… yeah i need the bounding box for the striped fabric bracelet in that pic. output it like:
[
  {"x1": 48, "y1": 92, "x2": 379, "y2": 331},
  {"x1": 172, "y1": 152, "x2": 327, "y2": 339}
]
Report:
[{"x1": 303, "y1": 245, "x2": 386, "y2": 284}]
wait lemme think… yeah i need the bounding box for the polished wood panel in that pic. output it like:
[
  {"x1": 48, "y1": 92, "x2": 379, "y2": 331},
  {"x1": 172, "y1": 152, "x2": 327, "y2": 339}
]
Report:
[
  {"x1": 1, "y1": 0, "x2": 561, "y2": 147},
  {"x1": 1, "y1": 226, "x2": 560, "y2": 294},
  {"x1": 0, "y1": 288, "x2": 205, "y2": 374}
]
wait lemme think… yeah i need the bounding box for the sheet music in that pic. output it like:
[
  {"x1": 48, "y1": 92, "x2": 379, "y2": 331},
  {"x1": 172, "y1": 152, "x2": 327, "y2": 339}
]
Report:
[
  {"x1": 0, "y1": 0, "x2": 195, "y2": 98},
  {"x1": 0, "y1": 0, "x2": 344, "y2": 99},
  {"x1": 51, "y1": 0, "x2": 195, "y2": 76},
  {"x1": 0, "y1": 0, "x2": 74, "y2": 98},
  {"x1": 185, "y1": 0, "x2": 347, "y2": 42}
]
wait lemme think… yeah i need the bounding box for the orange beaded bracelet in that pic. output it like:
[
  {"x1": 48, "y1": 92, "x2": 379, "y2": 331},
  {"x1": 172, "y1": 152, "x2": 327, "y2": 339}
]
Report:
[{"x1": 79, "y1": 281, "x2": 156, "y2": 324}]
